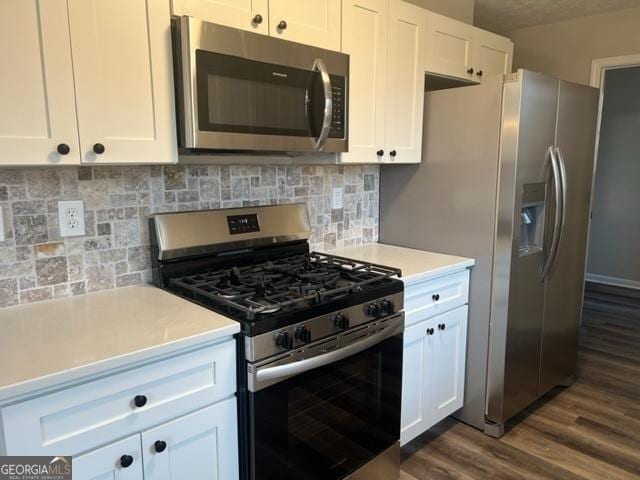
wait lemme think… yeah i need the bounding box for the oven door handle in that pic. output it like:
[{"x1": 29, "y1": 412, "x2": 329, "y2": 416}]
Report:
[
  {"x1": 255, "y1": 319, "x2": 403, "y2": 385},
  {"x1": 311, "y1": 58, "x2": 333, "y2": 151}
]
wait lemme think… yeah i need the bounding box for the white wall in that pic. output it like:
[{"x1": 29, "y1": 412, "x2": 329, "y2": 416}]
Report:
[
  {"x1": 587, "y1": 66, "x2": 640, "y2": 286},
  {"x1": 507, "y1": 6, "x2": 640, "y2": 85}
]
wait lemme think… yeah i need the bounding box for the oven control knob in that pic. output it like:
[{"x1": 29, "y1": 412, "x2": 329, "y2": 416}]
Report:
[
  {"x1": 380, "y1": 299, "x2": 395, "y2": 315},
  {"x1": 294, "y1": 325, "x2": 312, "y2": 344},
  {"x1": 275, "y1": 331, "x2": 293, "y2": 349},
  {"x1": 334, "y1": 312, "x2": 349, "y2": 330},
  {"x1": 367, "y1": 302, "x2": 381, "y2": 318}
]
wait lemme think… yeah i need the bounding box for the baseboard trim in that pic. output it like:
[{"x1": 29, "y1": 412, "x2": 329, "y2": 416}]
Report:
[{"x1": 586, "y1": 273, "x2": 640, "y2": 290}]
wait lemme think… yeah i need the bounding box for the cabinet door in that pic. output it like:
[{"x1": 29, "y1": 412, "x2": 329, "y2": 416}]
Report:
[
  {"x1": 141, "y1": 399, "x2": 239, "y2": 480},
  {"x1": 340, "y1": 0, "x2": 388, "y2": 164},
  {"x1": 68, "y1": 0, "x2": 177, "y2": 164},
  {"x1": 425, "y1": 13, "x2": 476, "y2": 82},
  {"x1": 269, "y1": 0, "x2": 341, "y2": 50},
  {"x1": 400, "y1": 318, "x2": 435, "y2": 446},
  {"x1": 474, "y1": 29, "x2": 513, "y2": 82},
  {"x1": 171, "y1": 0, "x2": 269, "y2": 34},
  {"x1": 383, "y1": 0, "x2": 426, "y2": 164},
  {"x1": 73, "y1": 434, "x2": 143, "y2": 480},
  {"x1": 0, "y1": 0, "x2": 80, "y2": 166},
  {"x1": 431, "y1": 305, "x2": 468, "y2": 421}
]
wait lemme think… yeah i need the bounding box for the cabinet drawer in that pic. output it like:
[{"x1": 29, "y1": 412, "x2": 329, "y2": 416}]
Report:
[
  {"x1": 404, "y1": 270, "x2": 469, "y2": 326},
  {"x1": 2, "y1": 340, "x2": 236, "y2": 456}
]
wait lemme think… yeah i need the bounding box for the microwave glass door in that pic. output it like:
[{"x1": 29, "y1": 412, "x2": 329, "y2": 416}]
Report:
[
  {"x1": 196, "y1": 50, "x2": 343, "y2": 139},
  {"x1": 248, "y1": 334, "x2": 402, "y2": 480}
]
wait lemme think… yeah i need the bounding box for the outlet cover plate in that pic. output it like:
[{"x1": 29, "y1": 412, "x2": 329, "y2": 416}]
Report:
[
  {"x1": 332, "y1": 187, "x2": 343, "y2": 209},
  {"x1": 58, "y1": 200, "x2": 85, "y2": 237}
]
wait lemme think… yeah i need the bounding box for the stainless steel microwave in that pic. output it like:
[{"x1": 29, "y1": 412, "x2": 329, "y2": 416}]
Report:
[{"x1": 172, "y1": 16, "x2": 349, "y2": 154}]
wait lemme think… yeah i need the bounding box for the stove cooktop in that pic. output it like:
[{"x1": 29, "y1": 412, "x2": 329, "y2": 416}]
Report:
[{"x1": 166, "y1": 252, "x2": 403, "y2": 336}]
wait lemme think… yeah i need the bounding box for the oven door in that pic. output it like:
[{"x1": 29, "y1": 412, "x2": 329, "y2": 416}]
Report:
[
  {"x1": 247, "y1": 315, "x2": 403, "y2": 480},
  {"x1": 177, "y1": 17, "x2": 347, "y2": 153}
]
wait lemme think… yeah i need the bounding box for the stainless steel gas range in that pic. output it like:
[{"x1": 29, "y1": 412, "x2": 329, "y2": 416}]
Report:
[{"x1": 150, "y1": 204, "x2": 404, "y2": 480}]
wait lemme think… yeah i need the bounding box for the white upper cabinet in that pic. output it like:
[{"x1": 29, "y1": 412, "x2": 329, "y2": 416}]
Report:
[
  {"x1": 0, "y1": 0, "x2": 80, "y2": 166},
  {"x1": 383, "y1": 0, "x2": 426, "y2": 164},
  {"x1": 173, "y1": 0, "x2": 340, "y2": 50},
  {"x1": 425, "y1": 13, "x2": 475, "y2": 81},
  {"x1": 141, "y1": 399, "x2": 239, "y2": 480},
  {"x1": 341, "y1": 0, "x2": 425, "y2": 164},
  {"x1": 425, "y1": 12, "x2": 513, "y2": 83},
  {"x1": 341, "y1": 0, "x2": 389, "y2": 164},
  {"x1": 171, "y1": 0, "x2": 269, "y2": 34},
  {"x1": 1, "y1": 0, "x2": 178, "y2": 166},
  {"x1": 68, "y1": 0, "x2": 177, "y2": 164},
  {"x1": 473, "y1": 28, "x2": 514, "y2": 82},
  {"x1": 269, "y1": 0, "x2": 341, "y2": 50}
]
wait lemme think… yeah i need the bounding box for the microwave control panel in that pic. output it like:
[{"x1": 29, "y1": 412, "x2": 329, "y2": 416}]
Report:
[{"x1": 329, "y1": 75, "x2": 346, "y2": 139}]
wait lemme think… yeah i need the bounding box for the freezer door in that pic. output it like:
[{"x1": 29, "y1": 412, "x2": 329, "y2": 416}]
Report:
[
  {"x1": 538, "y1": 81, "x2": 599, "y2": 395},
  {"x1": 486, "y1": 70, "x2": 559, "y2": 426}
]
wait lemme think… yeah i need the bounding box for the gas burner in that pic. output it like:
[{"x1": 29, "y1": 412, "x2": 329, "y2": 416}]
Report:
[{"x1": 168, "y1": 252, "x2": 401, "y2": 321}]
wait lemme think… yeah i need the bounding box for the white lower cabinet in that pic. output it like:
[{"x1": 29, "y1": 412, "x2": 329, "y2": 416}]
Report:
[
  {"x1": 141, "y1": 399, "x2": 239, "y2": 480},
  {"x1": 70, "y1": 400, "x2": 239, "y2": 480},
  {"x1": 73, "y1": 434, "x2": 143, "y2": 480},
  {"x1": 431, "y1": 306, "x2": 468, "y2": 421},
  {"x1": 401, "y1": 283, "x2": 469, "y2": 446},
  {"x1": 1, "y1": 341, "x2": 238, "y2": 479}
]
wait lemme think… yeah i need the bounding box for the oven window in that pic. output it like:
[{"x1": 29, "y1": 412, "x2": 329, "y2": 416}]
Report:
[
  {"x1": 249, "y1": 334, "x2": 402, "y2": 480},
  {"x1": 196, "y1": 50, "x2": 326, "y2": 137}
]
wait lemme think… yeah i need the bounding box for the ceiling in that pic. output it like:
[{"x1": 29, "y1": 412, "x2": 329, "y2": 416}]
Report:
[{"x1": 474, "y1": 0, "x2": 640, "y2": 33}]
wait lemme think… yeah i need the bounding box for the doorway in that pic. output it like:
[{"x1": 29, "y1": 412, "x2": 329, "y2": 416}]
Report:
[{"x1": 586, "y1": 58, "x2": 640, "y2": 291}]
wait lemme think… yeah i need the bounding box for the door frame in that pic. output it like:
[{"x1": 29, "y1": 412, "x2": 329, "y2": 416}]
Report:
[{"x1": 585, "y1": 54, "x2": 640, "y2": 289}]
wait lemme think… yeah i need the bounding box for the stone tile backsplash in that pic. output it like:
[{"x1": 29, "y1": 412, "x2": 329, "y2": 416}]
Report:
[{"x1": 0, "y1": 164, "x2": 379, "y2": 308}]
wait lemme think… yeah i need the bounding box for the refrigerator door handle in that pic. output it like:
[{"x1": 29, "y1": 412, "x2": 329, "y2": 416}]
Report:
[
  {"x1": 541, "y1": 146, "x2": 564, "y2": 281},
  {"x1": 552, "y1": 146, "x2": 568, "y2": 265}
]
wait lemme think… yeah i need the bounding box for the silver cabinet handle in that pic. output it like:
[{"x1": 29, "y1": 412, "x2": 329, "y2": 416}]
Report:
[
  {"x1": 256, "y1": 320, "x2": 403, "y2": 384},
  {"x1": 541, "y1": 146, "x2": 564, "y2": 280},
  {"x1": 311, "y1": 58, "x2": 333, "y2": 151}
]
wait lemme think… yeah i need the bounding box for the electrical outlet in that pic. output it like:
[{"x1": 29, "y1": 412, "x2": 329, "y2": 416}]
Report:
[
  {"x1": 332, "y1": 187, "x2": 343, "y2": 209},
  {"x1": 58, "y1": 201, "x2": 85, "y2": 237}
]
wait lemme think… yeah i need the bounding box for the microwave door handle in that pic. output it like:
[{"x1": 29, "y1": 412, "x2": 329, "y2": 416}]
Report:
[
  {"x1": 312, "y1": 58, "x2": 333, "y2": 151},
  {"x1": 255, "y1": 317, "x2": 403, "y2": 386}
]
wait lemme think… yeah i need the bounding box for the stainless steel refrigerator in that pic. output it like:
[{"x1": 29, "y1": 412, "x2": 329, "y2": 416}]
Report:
[{"x1": 379, "y1": 69, "x2": 599, "y2": 436}]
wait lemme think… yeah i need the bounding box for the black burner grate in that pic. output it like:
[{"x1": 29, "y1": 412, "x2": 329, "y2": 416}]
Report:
[{"x1": 169, "y1": 252, "x2": 401, "y2": 320}]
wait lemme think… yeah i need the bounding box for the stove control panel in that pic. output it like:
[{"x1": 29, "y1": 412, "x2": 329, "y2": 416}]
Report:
[{"x1": 248, "y1": 291, "x2": 404, "y2": 362}]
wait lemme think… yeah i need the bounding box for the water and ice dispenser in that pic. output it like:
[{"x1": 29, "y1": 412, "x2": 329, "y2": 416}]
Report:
[{"x1": 519, "y1": 183, "x2": 546, "y2": 256}]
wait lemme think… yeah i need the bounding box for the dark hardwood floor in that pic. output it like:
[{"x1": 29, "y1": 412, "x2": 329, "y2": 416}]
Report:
[{"x1": 400, "y1": 282, "x2": 640, "y2": 480}]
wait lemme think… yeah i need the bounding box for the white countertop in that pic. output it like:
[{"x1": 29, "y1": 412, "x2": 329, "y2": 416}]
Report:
[
  {"x1": 327, "y1": 243, "x2": 474, "y2": 284},
  {"x1": 0, "y1": 285, "x2": 239, "y2": 402}
]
